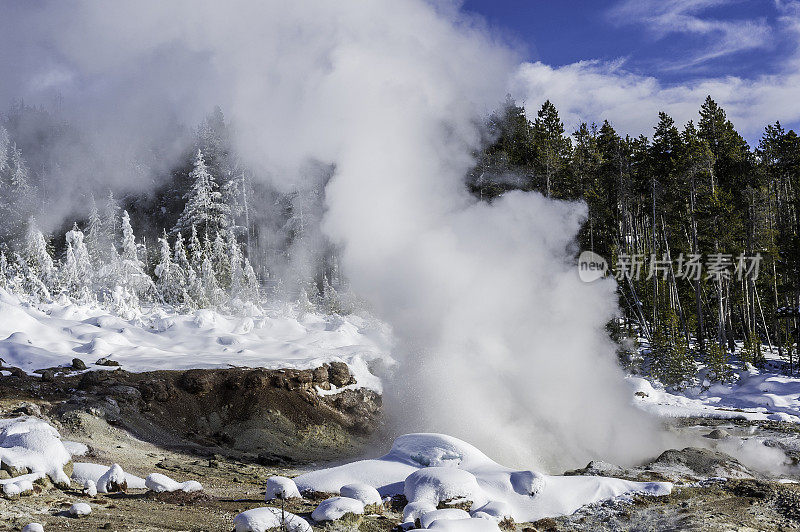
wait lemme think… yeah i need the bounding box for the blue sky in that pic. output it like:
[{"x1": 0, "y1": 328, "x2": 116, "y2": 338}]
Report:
[{"x1": 462, "y1": 0, "x2": 800, "y2": 142}]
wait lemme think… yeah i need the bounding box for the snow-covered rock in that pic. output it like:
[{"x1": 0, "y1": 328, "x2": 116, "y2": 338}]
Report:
[
  {"x1": 403, "y1": 501, "x2": 437, "y2": 523},
  {"x1": 145, "y1": 472, "x2": 202, "y2": 493},
  {"x1": 471, "y1": 500, "x2": 513, "y2": 521},
  {"x1": 97, "y1": 463, "x2": 127, "y2": 493},
  {"x1": 311, "y1": 496, "x2": 365, "y2": 522},
  {"x1": 72, "y1": 462, "x2": 146, "y2": 490},
  {"x1": 419, "y1": 508, "x2": 471, "y2": 528},
  {"x1": 340, "y1": 482, "x2": 382, "y2": 505},
  {"x1": 0, "y1": 416, "x2": 72, "y2": 486},
  {"x1": 233, "y1": 507, "x2": 312, "y2": 532},
  {"x1": 264, "y1": 475, "x2": 301, "y2": 500},
  {"x1": 1, "y1": 472, "x2": 39, "y2": 497},
  {"x1": 84, "y1": 479, "x2": 97, "y2": 497},
  {"x1": 69, "y1": 502, "x2": 92, "y2": 516},
  {"x1": 405, "y1": 467, "x2": 486, "y2": 508},
  {"x1": 22, "y1": 524, "x2": 44, "y2": 532}
]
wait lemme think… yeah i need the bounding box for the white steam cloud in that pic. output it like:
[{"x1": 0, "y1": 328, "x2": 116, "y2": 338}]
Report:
[{"x1": 0, "y1": 0, "x2": 667, "y2": 471}]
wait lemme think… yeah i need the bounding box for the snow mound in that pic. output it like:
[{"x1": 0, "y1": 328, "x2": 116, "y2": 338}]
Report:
[
  {"x1": 405, "y1": 467, "x2": 486, "y2": 508},
  {"x1": 233, "y1": 507, "x2": 312, "y2": 532},
  {"x1": 69, "y1": 502, "x2": 92, "y2": 516},
  {"x1": 72, "y1": 462, "x2": 146, "y2": 490},
  {"x1": 22, "y1": 524, "x2": 44, "y2": 532},
  {"x1": 311, "y1": 496, "x2": 365, "y2": 522},
  {"x1": 264, "y1": 476, "x2": 301, "y2": 500},
  {"x1": 294, "y1": 433, "x2": 672, "y2": 523},
  {"x1": 340, "y1": 482, "x2": 382, "y2": 505},
  {"x1": 419, "y1": 508, "x2": 471, "y2": 528},
  {"x1": 472, "y1": 500, "x2": 513, "y2": 521},
  {"x1": 428, "y1": 517, "x2": 500, "y2": 531},
  {"x1": 97, "y1": 463, "x2": 128, "y2": 493},
  {"x1": 145, "y1": 472, "x2": 202, "y2": 493},
  {"x1": 0, "y1": 416, "x2": 73, "y2": 486}
]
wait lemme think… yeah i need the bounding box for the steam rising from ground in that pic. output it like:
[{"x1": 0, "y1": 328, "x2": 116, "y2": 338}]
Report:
[{"x1": 0, "y1": 0, "x2": 665, "y2": 470}]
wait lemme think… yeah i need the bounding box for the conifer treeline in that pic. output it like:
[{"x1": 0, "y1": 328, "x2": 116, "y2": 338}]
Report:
[{"x1": 470, "y1": 96, "x2": 800, "y2": 384}]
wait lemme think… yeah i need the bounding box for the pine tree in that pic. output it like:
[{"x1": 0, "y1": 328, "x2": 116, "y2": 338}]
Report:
[
  {"x1": 173, "y1": 150, "x2": 230, "y2": 238},
  {"x1": 212, "y1": 231, "x2": 230, "y2": 288},
  {"x1": 241, "y1": 258, "x2": 260, "y2": 302},
  {"x1": 533, "y1": 100, "x2": 571, "y2": 198},
  {"x1": 200, "y1": 256, "x2": 223, "y2": 307}
]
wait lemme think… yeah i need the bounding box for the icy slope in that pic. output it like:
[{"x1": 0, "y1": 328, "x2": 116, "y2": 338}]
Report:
[{"x1": 0, "y1": 289, "x2": 392, "y2": 391}]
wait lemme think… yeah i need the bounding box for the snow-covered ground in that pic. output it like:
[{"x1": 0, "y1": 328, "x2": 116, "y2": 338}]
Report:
[
  {"x1": 629, "y1": 367, "x2": 800, "y2": 423},
  {"x1": 0, "y1": 289, "x2": 392, "y2": 393}
]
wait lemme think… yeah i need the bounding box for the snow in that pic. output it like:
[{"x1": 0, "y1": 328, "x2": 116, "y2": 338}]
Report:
[
  {"x1": 71, "y1": 462, "x2": 147, "y2": 490},
  {"x1": 84, "y1": 479, "x2": 97, "y2": 496},
  {"x1": 340, "y1": 482, "x2": 382, "y2": 505},
  {"x1": 69, "y1": 502, "x2": 92, "y2": 516},
  {"x1": 629, "y1": 370, "x2": 800, "y2": 422},
  {"x1": 97, "y1": 463, "x2": 128, "y2": 492},
  {"x1": 427, "y1": 517, "x2": 500, "y2": 531},
  {"x1": 22, "y1": 524, "x2": 44, "y2": 532},
  {"x1": 311, "y1": 496, "x2": 365, "y2": 521},
  {"x1": 0, "y1": 416, "x2": 75, "y2": 486},
  {"x1": 233, "y1": 507, "x2": 312, "y2": 532},
  {"x1": 419, "y1": 508, "x2": 471, "y2": 528},
  {"x1": 1, "y1": 472, "x2": 40, "y2": 497},
  {"x1": 264, "y1": 476, "x2": 301, "y2": 500},
  {"x1": 0, "y1": 289, "x2": 391, "y2": 394},
  {"x1": 294, "y1": 433, "x2": 671, "y2": 523},
  {"x1": 145, "y1": 473, "x2": 202, "y2": 493}
]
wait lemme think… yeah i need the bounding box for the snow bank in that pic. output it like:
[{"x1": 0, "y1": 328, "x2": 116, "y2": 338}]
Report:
[
  {"x1": 0, "y1": 416, "x2": 74, "y2": 486},
  {"x1": 233, "y1": 507, "x2": 312, "y2": 532},
  {"x1": 264, "y1": 475, "x2": 301, "y2": 500},
  {"x1": 0, "y1": 289, "x2": 392, "y2": 394},
  {"x1": 69, "y1": 502, "x2": 92, "y2": 516},
  {"x1": 311, "y1": 496, "x2": 365, "y2": 522},
  {"x1": 629, "y1": 370, "x2": 800, "y2": 422},
  {"x1": 340, "y1": 482, "x2": 382, "y2": 505},
  {"x1": 294, "y1": 433, "x2": 671, "y2": 523},
  {"x1": 145, "y1": 472, "x2": 202, "y2": 493},
  {"x1": 71, "y1": 462, "x2": 146, "y2": 490},
  {"x1": 22, "y1": 524, "x2": 44, "y2": 532}
]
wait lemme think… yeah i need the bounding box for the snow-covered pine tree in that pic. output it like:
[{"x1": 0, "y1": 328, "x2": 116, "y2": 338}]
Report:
[
  {"x1": 0, "y1": 251, "x2": 9, "y2": 290},
  {"x1": 188, "y1": 224, "x2": 204, "y2": 271},
  {"x1": 103, "y1": 191, "x2": 120, "y2": 243},
  {"x1": 172, "y1": 150, "x2": 230, "y2": 238},
  {"x1": 200, "y1": 256, "x2": 223, "y2": 307},
  {"x1": 64, "y1": 223, "x2": 93, "y2": 301},
  {"x1": 0, "y1": 126, "x2": 10, "y2": 175},
  {"x1": 21, "y1": 223, "x2": 55, "y2": 300},
  {"x1": 85, "y1": 194, "x2": 105, "y2": 265},
  {"x1": 212, "y1": 231, "x2": 230, "y2": 289},
  {"x1": 117, "y1": 210, "x2": 155, "y2": 304},
  {"x1": 227, "y1": 229, "x2": 244, "y2": 299},
  {"x1": 154, "y1": 230, "x2": 182, "y2": 306},
  {"x1": 241, "y1": 258, "x2": 259, "y2": 302}
]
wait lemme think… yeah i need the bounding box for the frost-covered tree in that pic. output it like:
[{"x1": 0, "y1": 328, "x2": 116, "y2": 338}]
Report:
[
  {"x1": 212, "y1": 231, "x2": 230, "y2": 288},
  {"x1": 200, "y1": 256, "x2": 223, "y2": 307},
  {"x1": 241, "y1": 258, "x2": 260, "y2": 302},
  {"x1": 187, "y1": 224, "x2": 204, "y2": 271},
  {"x1": 227, "y1": 229, "x2": 244, "y2": 299},
  {"x1": 85, "y1": 194, "x2": 106, "y2": 264},
  {"x1": 23, "y1": 221, "x2": 56, "y2": 291},
  {"x1": 0, "y1": 126, "x2": 10, "y2": 176},
  {"x1": 62, "y1": 224, "x2": 93, "y2": 300},
  {"x1": 104, "y1": 191, "x2": 121, "y2": 242},
  {"x1": 116, "y1": 210, "x2": 155, "y2": 303},
  {"x1": 172, "y1": 150, "x2": 230, "y2": 237},
  {"x1": 154, "y1": 230, "x2": 183, "y2": 305}
]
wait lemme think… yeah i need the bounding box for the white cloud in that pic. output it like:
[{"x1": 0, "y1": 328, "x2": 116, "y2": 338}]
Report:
[
  {"x1": 608, "y1": 0, "x2": 773, "y2": 68},
  {"x1": 511, "y1": 3, "x2": 800, "y2": 142}
]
